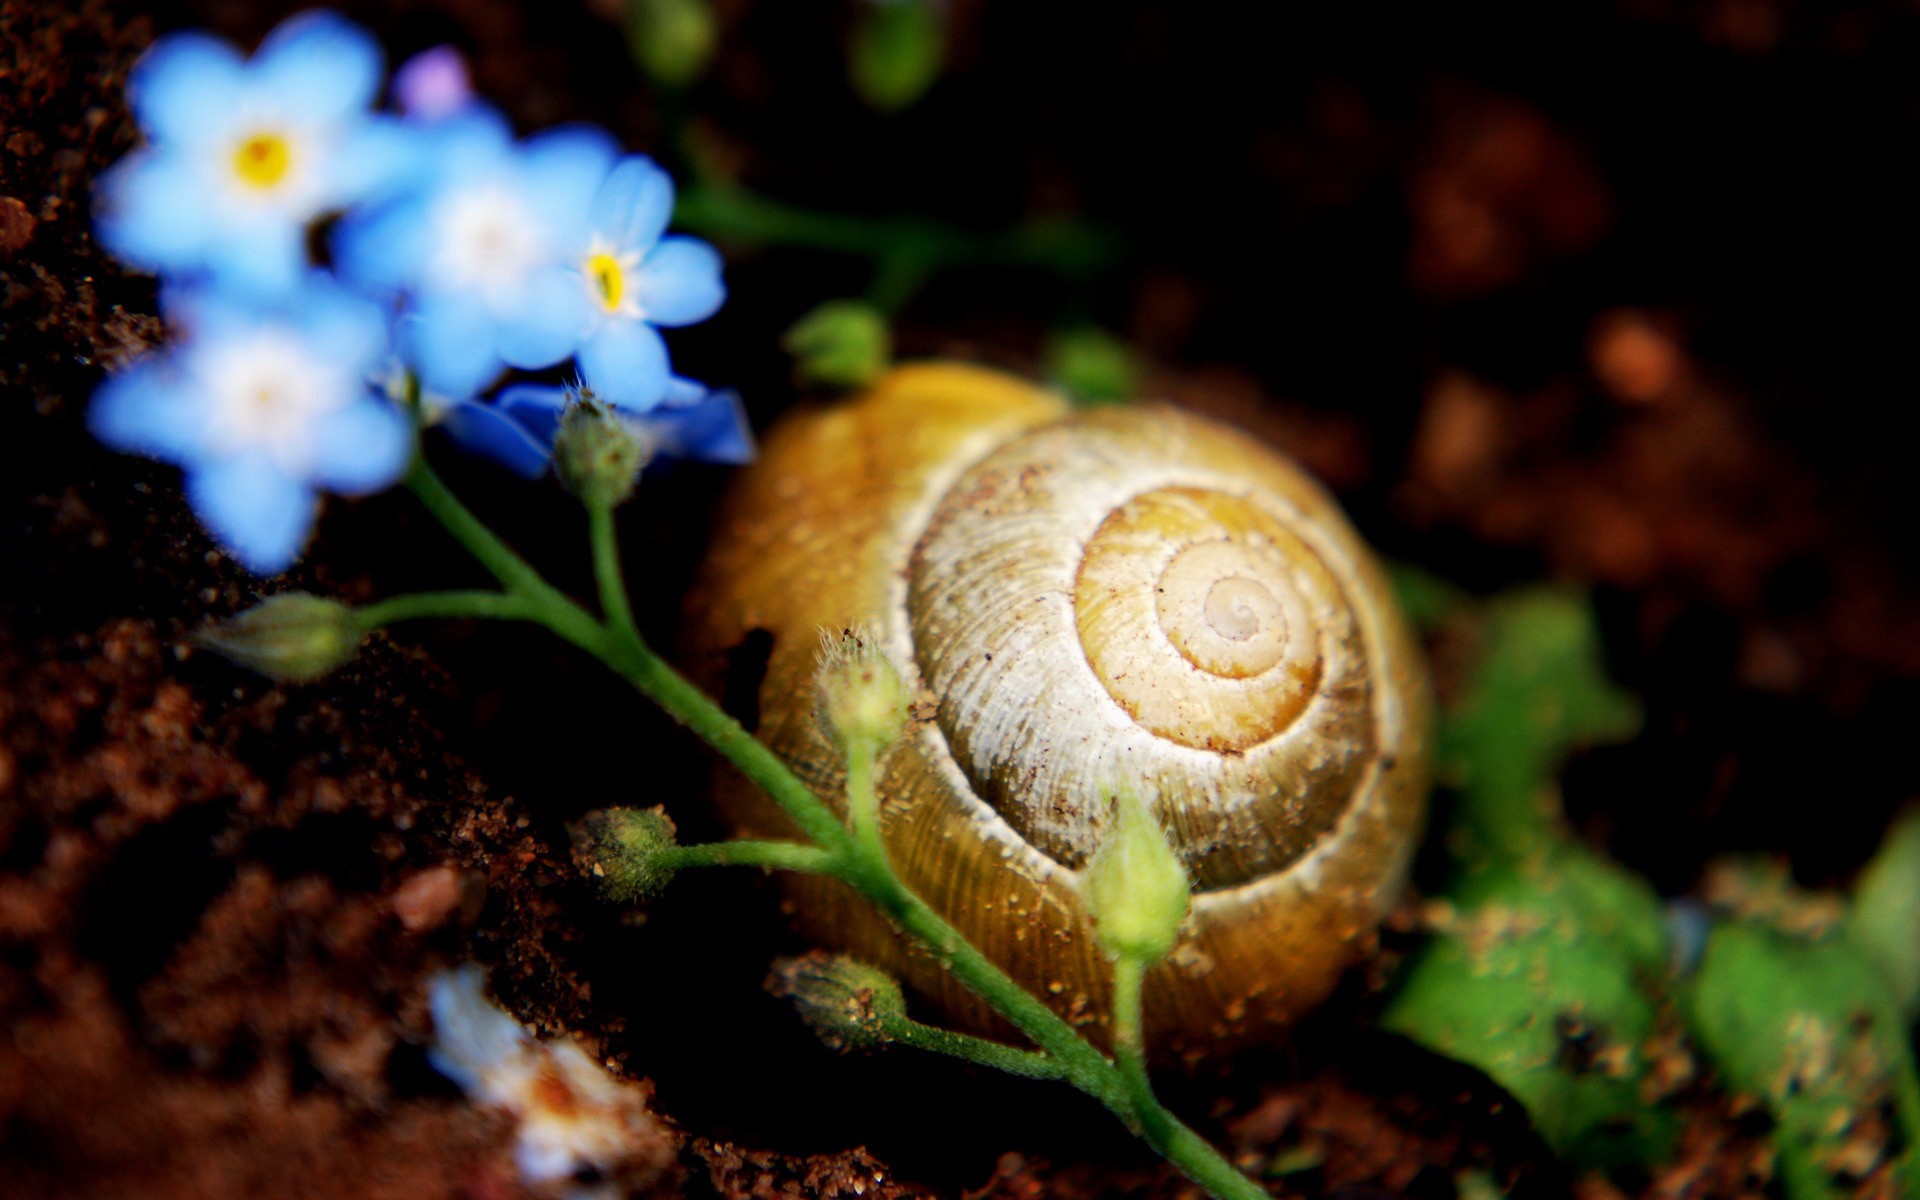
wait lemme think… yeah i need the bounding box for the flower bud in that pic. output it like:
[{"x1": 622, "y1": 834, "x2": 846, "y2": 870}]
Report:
[
  {"x1": 554, "y1": 396, "x2": 655, "y2": 509},
  {"x1": 769, "y1": 953, "x2": 907, "y2": 1053},
  {"x1": 814, "y1": 627, "x2": 915, "y2": 757},
  {"x1": 1081, "y1": 788, "x2": 1191, "y2": 964},
  {"x1": 193, "y1": 593, "x2": 365, "y2": 682},
  {"x1": 849, "y1": 0, "x2": 945, "y2": 113},
  {"x1": 574, "y1": 807, "x2": 680, "y2": 903},
  {"x1": 628, "y1": 0, "x2": 717, "y2": 87},
  {"x1": 782, "y1": 301, "x2": 891, "y2": 389},
  {"x1": 1045, "y1": 326, "x2": 1139, "y2": 408}
]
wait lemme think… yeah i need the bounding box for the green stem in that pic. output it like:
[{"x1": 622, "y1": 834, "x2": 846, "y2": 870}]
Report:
[
  {"x1": 1110, "y1": 956, "x2": 1268, "y2": 1200},
  {"x1": 664, "y1": 838, "x2": 840, "y2": 876},
  {"x1": 881, "y1": 1016, "x2": 1070, "y2": 1083},
  {"x1": 355, "y1": 590, "x2": 536, "y2": 630},
  {"x1": 587, "y1": 499, "x2": 641, "y2": 644},
  {"x1": 843, "y1": 738, "x2": 886, "y2": 865}
]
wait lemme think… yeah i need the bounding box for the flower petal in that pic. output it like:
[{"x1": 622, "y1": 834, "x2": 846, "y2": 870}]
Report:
[
  {"x1": 495, "y1": 384, "x2": 570, "y2": 449},
  {"x1": 89, "y1": 361, "x2": 210, "y2": 466},
  {"x1": 186, "y1": 456, "x2": 319, "y2": 575},
  {"x1": 589, "y1": 156, "x2": 675, "y2": 253},
  {"x1": 441, "y1": 399, "x2": 554, "y2": 478},
  {"x1": 519, "y1": 125, "x2": 618, "y2": 245},
  {"x1": 634, "y1": 236, "x2": 724, "y2": 327},
  {"x1": 661, "y1": 375, "x2": 709, "y2": 407},
  {"x1": 328, "y1": 116, "x2": 424, "y2": 207},
  {"x1": 294, "y1": 280, "x2": 392, "y2": 378},
  {"x1": 252, "y1": 10, "x2": 383, "y2": 127},
  {"x1": 128, "y1": 31, "x2": 246, "y2": 148},
  {"x1": 331, "y1": 193, "x2": 432, "y2": 298},
  {"x1": 648, "y1": 388, "x2": 755, "y2": 464},
  {"x1": 93, "y1": 151, "x2": 214, "y2": 273},
  {"x1": 495, "y1": 264, "x2": 591, "y2": 369},
  {"x1": 404, "y1": 294, "x2": 502, "y2": 399},
  {"x1": 308, "y1": 397, "x2": 413, "y2": 494},
  {"x1": 200, "y1": 217, "x2": 309, "y2": 298},
  {"x1": 578, "y1": 322, "x2": 670, "y2": 411}
]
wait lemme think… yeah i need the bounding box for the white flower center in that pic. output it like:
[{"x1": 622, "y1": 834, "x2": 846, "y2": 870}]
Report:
[
  {"x1": 198, "y1": 330, "x2": 353, "y2": 473},
  {"x1": 431, "y1": 182, "x2": 547, "y2": 307}
]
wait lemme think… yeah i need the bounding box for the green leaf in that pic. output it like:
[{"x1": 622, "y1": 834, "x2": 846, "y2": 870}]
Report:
[
  {"x1": 1685, "y1": 918, "x2": 1920, "y2": 1200},
  {"x1": 1441, "y1": 589, "x2": 1640, "y2": 861},
  {"x1": 849, "y1": 0, "x2": 944, "y2": 113},
  {"x1": 1383, "y1": 845, "x2": 1677, "y2": 1169},
  {"x1": 1849, "y1": 807, "x2": 1920, "y2": 1022}
]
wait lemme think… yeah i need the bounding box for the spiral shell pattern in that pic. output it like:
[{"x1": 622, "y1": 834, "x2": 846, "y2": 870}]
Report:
[{"x1": 684, "y1": 364, "x2": 1431, "y2": 1053}]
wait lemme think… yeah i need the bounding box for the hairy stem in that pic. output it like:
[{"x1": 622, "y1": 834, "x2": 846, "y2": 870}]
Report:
[
  {"x1": 664, "y1": 838, "x2": 840, "y2": 876},
  {"x1": 355, "y1": 590, "x2": 536, "y2": 630},
  {"x1": 882, "y1": 1016, "x2": 1070, "y2": 1082}
]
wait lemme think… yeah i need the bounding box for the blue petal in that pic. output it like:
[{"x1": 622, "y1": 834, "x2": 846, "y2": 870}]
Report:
[
  {"x1": 647, "y1": 389, "x2": 756, "y2": 464},
  {"x1": 93, "y1": 151, "x2": 214, "y2": 273},
  {"x1": 331, "y1": 193, "x2": 432, "y2": 298},
  {"x1": 440, "y1": 400, "x2": 553, "y2": 478},
  {"x1": 578, "y1": 321, "x2": 670, "y2": 411},
  {"x1": 186, "y1": 456, "x2": 319, "y2": 575},
  {"x1": 308, "y1": 397, "x2": 413, "y2": 494},
  {"x1": 89, "y1": 361, "x2": 210, "y2": 466},
  {"x1": 519, "y1": 125, "x2": 617, "y2": 247},
  {"x1": 404, "y1": 295, "x2": 502, "y2": 399},
  {"x1": 294, "y1": 280, "x2": 391, "y2": 377},
  {"x1": 391, "y1": 46, "x2": 473, "y2": 121},
  {"x1": 128, "y1": 32, "x2": 246, "y2": 148},
  {"x1": 662, "y1": 375, "x2": 708, "y2": 407},
  {"x1": 589, "y1": 156, "x2": 674, "y2": 253},
  {"x1": 328, "y1": 116, "x2": 425, "y2": 206},
  {"x1": 252, "y1": 10, "x2": 383, "y2": 127},
  {"x1": 496, "y1": 384, "x2": 569, "y2": 447},
  {"x1": 495, "y1": 264, "x2": 590, "y2": 369},
  {"x1": 635, "y1": 236, "x2": 725, "y2": 326},
  {"x1": 200, "y1": 218, "x2": 309, "y2": 298}
]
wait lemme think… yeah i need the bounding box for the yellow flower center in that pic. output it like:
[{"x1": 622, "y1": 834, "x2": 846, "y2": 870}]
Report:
[
  {"x1": 586, "y1": 251, "x2": 626, "y2": 312},
  {"x1": 231, "y1": 131, "x2": 294, "y2": 189}
]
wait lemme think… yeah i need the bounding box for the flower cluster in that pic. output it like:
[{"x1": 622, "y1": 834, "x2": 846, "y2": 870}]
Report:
[{"x1": 92, "y1": 10, "x2": 747, "y2": 573}]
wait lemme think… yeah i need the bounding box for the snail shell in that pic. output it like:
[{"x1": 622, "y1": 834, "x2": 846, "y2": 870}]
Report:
[{"x1": 683, "y1": 363, "x2": 1431, "y2": 1056}]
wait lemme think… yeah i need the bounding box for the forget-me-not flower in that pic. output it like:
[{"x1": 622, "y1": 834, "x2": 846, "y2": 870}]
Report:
[
  {"x1": 90, "y1": 278, "x2": 412, "y2": 574},
  {"x1": 560, "y1": 156, "x2": 726, "y2": 409},
  {"x1": 95, "y1": 10, "x2": 413, "y2": 295},
  {"x1": 332, "y1": 107, "x2": 618, "y2": 400}
]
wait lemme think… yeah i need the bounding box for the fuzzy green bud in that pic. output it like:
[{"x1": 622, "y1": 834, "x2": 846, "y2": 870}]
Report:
[
  {"x1": 1045, "y1": 326, "x2": 1140, "y2": 407},
  {"x1": 555, "y1": 397, "x2": 655, "y2": 509},
  {"x1": 769, "y1": 953, "x2": 907, "y2": 1053},
  {"x1": 814, "y1": 628, "x2": 915, "y2": 757},
  {"x1": 193, "y1": 593, "x2": 365, "y2": 683},
  {"x1": 782, "y1": 301, "x2": 892, "y2": 389},
  {"x1": 574, "y1": 806, "x2": 680, "y2": 903},
  {"x1": 628, "y1": 0, "x2": 717, "y2": 88},
  {"x1": 1081, "y1": 788, "x2": 1190, "y2": 964},
  {"x1": 849, "y1": 0, "x2": 944, "y2": 112}
]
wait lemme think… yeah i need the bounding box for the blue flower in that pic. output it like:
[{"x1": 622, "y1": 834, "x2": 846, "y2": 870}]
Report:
[
  {"x1": 332, "y1": 108, "x2": 618, "y2": 400},
  {"x1": 430, "y1": 379, "x2": 753, "y2": 479},
  {"x1": 564, "y1": 157, "x2": 726, "y2": 409},
  {"x1": 95, "y1": 10, "x2": 414, "y2": 295},
  {"x1": 91, "y1": 277, "x2": 412, "y2": 574}
]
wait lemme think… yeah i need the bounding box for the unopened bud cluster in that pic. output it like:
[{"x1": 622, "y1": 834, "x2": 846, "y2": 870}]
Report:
[
  {"x1": 769, "y1": 953, "x2": 907, "y2": 1053},
  {"x1": 555, "y1": 395, "x2": 657, "y2": 509},
  {"x1": 574, "y1": 806, "x2": 680, "y2": 903},
  {"x1": 194, "y1": 592, "x2": 366, "y2": 682},
  {"x1": 814, "y1": 627, "x2": 915, "y2": 756}
]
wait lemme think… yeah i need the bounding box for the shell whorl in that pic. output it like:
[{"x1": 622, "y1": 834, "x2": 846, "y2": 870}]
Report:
[{"x1": 907, "y1": 409, "x2": 1379, "y2": 891}]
